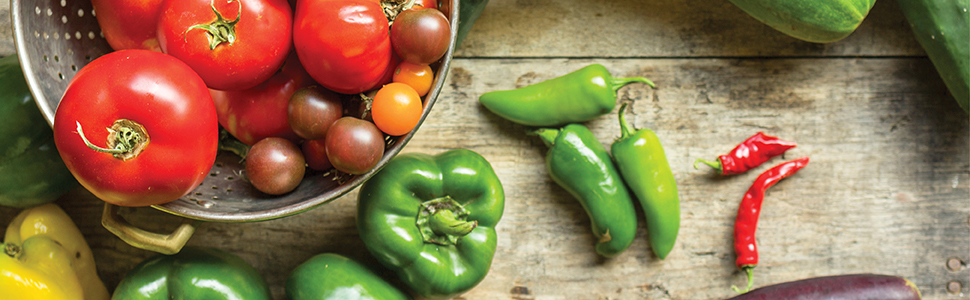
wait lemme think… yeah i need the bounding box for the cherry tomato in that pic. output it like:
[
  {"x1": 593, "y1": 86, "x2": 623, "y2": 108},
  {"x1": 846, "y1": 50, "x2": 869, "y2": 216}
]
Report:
[
  {"x1": 326, "y1": 117, "x2": 385, "y2": 175},
  {"x1": 392, "y1": 61, "x2": 434, "y2": 97},
  {"x1": 157, "y1": 0, "x2": 293, "y2": 90},
  {"x1": 211, "y1": 53, "x2": 313, "y2": 145},
  {"x1": 390, "y1": 8, "x2": 451, "y2": 65},
  {"x1": 91, "y1": 0, "x2": 164, "y2": 51},
  {"x1": 246, "y1": 137, "x2": 306, "y2": 195},
  {"x1": 301, "y1": 139, "x2": 332, "y2": 171},
  {"x1": 288, "y1": 86, "x2": 344, "y2": 140},
  {"x1": 294, "y1": 0, "x2": 394, "y2": 94},
  {"x1": 371, "y1": 83, "x2": 423, "y2": 136},
  {"x1": 53, "y1": 50, "x2": 218, "y2": 207}
]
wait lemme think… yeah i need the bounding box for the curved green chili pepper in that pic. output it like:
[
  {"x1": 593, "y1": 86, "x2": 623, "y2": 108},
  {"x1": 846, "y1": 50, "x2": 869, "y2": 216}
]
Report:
[
  {"x1": 610, "y1": 103, "x2": 681, "y2": 259},
  {"x1": 534, "y1": 124, "x2": 638, "y2": 257},
  {"x1": 286, "y1": 253, "x2": 412, "y2": 300},
  {"x1": 479, "y1": 64, "x2": 655, "y2": 127}
]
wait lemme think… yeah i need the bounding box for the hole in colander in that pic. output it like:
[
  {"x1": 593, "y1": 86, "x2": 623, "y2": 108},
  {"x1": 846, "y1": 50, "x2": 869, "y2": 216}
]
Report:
[
  {"x1": 46, "y1": 8, "x2": 53, "y2": 16},
  {"x1": 216, "y1": 162, "x2": 224, "y2": 167},
  {"x1": 226, "y1": 176, "x2": 234, "y2": 180},
  {"x1": 75, "y1": 32, "x2": 82, "y2": 40},
  {"x1": 60, "y1": 0, "x2": 66, "y2": 7},
  {"x1": 84, "y1": 55, "x2": 91, "y2": 61},
  {"x1": 195, "y1": 192, "x2": 203, "y2": 196},
  {"x1": 77, "y1": 9, "x2": 84, "y2": 17},
  {"x1": 226, "y1": 188, "x2": 233, "y2": 192},
  {"x1": 91, "y1": 8, "x2": 96, "y2": 17},
  {"x1": 64, "y1": 33, "x2": 70, "y2": 40},
  {"x1": 43, "y1": 32, "x2": 49, "y2": 39},
  {"x1": 57, "y1": 72, "x2": 64, "y2": 80},
  {"x1": 88, "y1": 31, "x2": 96, "y2": 39},
  {"x1": 211, "y1": 185, "x2": 219, "y2": 189},
  {"x1": 54, "y1": 55, "x2": 59, "y2": 62},
  {"x1": 43, "y1": 55, "x2": 48, "y2": 61},
  {"x1": 61, "y1": 15, "x2": 68, "y2": 24},
  {"x1": 35, "y1": 6, "x2": 41, "y2": 15},
  {"x1": 211, "y1": 196, "x2": 220, "y2": 200},
  {"x1": 71, "y1": 64, "x2": 77, "y2": 71}
]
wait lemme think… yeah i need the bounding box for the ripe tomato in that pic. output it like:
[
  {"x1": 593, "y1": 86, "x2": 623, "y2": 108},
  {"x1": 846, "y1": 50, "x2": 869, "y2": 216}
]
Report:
[
  {"x1": 288, "y1": 86, "x2": 344, "y2": 141},
  {"x1": 294, "y1": 0, "x2": 394, "y2": 94},
  {"x1": 53, "y1": 50, "x2": 218, "y2": 207},
  {"x1": 392, "y1": 61, "x2": 434, "y2": 97},
  {"x1": 371, "y1": 82, "x2": 423, "y2": 136},
  {"x1": 157, "y1": 0, "x2": 292, "y2": 91},
  {"x1": 390, "y1": 8, "x2": 451, "y2": 65},
  {"x1": 246, "y1": 137, "x2": 305, "y2": 195},
  {"x1": 91, "y1": 0, "x2": 165, "y2": 51},
  {"x1": 211, "y1": 53, "x2": 313, "y2": 145},
  {"x1": 326, "y1": 117, "x2": 385, "y2": 175}
]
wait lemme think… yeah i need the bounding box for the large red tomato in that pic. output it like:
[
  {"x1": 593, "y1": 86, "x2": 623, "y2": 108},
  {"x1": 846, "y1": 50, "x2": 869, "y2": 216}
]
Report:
[
  {"x1": 53, "y1": 50, "x2": 219, "y2": 207},
  {"x1": 210, "y1": 53, "x2": 314, "y2": 145},
  {"x1": 91, "y1": 0, "x2": 165, "y2": 51},
  {"x1": 157, "y1": 0, "x2": 292, "y2": 91},
  {"x1": 294, "y1": 0, "x2": 394, "y2": 94}
]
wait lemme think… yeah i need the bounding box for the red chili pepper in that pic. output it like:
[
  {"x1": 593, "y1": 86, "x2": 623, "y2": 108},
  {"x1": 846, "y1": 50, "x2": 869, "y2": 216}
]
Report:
[
  {"x1": 696, "y1": 132, "x2": 797, "y2": 175},
  {"x1": 733, "y1": 157, "x2": 810, "y2": 293}
]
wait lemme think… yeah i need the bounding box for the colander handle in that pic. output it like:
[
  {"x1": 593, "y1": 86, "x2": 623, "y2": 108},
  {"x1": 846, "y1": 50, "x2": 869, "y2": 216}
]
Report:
[{"x1": 101, "y1": 203, "x2": 201, "y2": 255}]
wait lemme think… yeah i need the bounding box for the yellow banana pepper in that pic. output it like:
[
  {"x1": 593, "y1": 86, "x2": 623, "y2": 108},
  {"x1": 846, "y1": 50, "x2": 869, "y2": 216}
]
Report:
[{"x1": 1, "y1": 203, "x2": 109, "y2": 300}]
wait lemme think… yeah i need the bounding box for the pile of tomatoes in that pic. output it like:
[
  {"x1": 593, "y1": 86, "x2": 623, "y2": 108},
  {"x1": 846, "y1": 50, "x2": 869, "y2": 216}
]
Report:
[{"x1": 51, "y1": 0, "x2": 452, "y2": 206}]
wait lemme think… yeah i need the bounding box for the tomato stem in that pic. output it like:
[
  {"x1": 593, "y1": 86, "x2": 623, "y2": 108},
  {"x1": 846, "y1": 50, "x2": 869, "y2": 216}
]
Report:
[
  {"x1": 381, "y1": 0, "x2": 417, "y2": 25},
  {"x1": 186, "y1": 0, "x2": 242, "y2": 50},
  {"x1": 75, "y1": 120, "x2": 150, "y2": 161}
]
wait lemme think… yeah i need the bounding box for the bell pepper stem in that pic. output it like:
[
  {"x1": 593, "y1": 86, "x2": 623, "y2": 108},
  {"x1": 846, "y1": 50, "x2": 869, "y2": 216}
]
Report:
[
  {"x1": 417, "y1": 196, "x2": 477, "y2": 245},
  {"x1": 731, "y1": 266, "x2": 755, "y2": 293},
  {"x1": 430, "y1": 209, "x2": 477, "y2": 237},
  {"x1": 611, "y1": 76, "x2": 655, "y2": 93},
  {"x1": 2, "y1": 243, "x2": 19, "y2": 258}
]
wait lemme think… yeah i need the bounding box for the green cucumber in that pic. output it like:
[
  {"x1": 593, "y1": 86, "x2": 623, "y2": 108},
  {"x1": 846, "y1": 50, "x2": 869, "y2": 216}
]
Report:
[
  {"x1": 896, "y1": 0, "x2": 969, "y2": 113},
  {"x1": 0, "y1": 55, "x2": 78, "y2": 208},
  {"x1": 728, "y1": 0, "x2": 876, "y2": 43}
]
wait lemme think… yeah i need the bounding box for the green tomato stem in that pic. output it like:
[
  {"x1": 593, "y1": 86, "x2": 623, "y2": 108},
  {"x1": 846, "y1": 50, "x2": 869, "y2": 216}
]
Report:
[{"x1": 186, "y1": 0, "x2": 242, "y2": 50}]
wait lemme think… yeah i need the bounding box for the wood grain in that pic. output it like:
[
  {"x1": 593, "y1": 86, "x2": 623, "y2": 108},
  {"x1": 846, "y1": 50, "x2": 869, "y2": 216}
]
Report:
[{"x1": 1, "y1": 0, "x2": 968, "y2": 299}]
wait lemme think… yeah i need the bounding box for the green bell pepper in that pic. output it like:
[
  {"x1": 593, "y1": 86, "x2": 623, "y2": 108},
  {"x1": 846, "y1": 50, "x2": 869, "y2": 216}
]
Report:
[
  {"x1": 611, "y1": 103, "x2": 680, "y2": 259},
  {"x1": 0, "y1": 55, "x2": 78, "y2": 208},
  {"x1": 534, "y1": 124, "x2": 639, "y2": 257},
  {"x1": 356, "y1": 148, "x2": 504, "y2": 300},
  {"x1": 456, "y1": 0, "x2": 489, "y2": 47},
  {"x1": 286, "y1": 253, "x2": 412, "y2": 300},
  {"x1": 111, "y1": 246, "x2": 271, "y2": 300}
]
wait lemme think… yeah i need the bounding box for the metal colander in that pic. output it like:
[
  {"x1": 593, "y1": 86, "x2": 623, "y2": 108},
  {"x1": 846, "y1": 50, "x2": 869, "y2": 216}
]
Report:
[{"x1": 10, "y1": 0, "x2": 458, "y2": 223}]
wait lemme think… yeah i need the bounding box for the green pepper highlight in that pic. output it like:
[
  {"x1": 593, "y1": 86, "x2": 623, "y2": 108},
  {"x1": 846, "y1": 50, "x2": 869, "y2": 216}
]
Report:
[
  {"x1": 534, "y1": 124, "x2": 638, "y2": 257},
  {"x1": 286, "y1": 253, "x2": 412, "y2": 300},
  {"x1": 478, "y1": 64, "x2": 655, "y2": 127},
  {"x1": 611, "y1": 103, "x2": 681, "y2": 259},
  {"x1": 356, "y1": 148, "x2": 504, "y2": 300},
  {"x1": 111, "y1": 246, "x2": 272, "y2": 300}
]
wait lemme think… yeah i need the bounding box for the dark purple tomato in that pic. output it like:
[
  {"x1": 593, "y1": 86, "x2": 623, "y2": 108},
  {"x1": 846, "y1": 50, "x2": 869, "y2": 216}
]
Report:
[
  {"x1": 390, "y1": 8, "x2": 451, "y2": 65},
  {"x1": 245, "y1": 137, "x2": 306, "y2": 195},
  {"x1": 288, "y1": 85, "x2": 344, "y2": 140},
  {"x1": 302, "y1": 139, "x2": 332, "y2": 171},
  {"x1": 325, "y1": 117, "x2": 385, "y2": 175}
]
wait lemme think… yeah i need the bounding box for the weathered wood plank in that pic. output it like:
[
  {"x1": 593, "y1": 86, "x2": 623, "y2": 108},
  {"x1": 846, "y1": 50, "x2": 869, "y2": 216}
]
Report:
[
  {"x1": 2, "y1": 58, "x2": 965, "y2": 300},
  {"x1": 454, "y1": 0, "x2": 926, "y2": 57},
  {"x1": 1, "y1": 0, "x2": 926, "y2": 58}
]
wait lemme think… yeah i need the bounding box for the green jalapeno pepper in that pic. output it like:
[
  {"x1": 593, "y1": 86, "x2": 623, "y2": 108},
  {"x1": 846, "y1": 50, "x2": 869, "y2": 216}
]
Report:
[
  {"x1": 534, "y1": 124, "x2": 638, "y2": 257},
  {"x1": 610, "y1": 103, "x2": 680, "y2": 259},
  {"x1": 356, "y1": 148, "x2": 504, "y2": 300},
  {"x1": 478, "y1": 64, "x2": 655, "y2": 127}
]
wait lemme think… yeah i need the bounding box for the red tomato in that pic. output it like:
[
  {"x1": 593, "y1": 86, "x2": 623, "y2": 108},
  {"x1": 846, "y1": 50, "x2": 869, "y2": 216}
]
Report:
[
  {"x1": 53, "y1": 50, "x2": 218, "y2": 207},
  {"x1": 413, "y1": 0, "x2": 438, "y2": 9},
  {"x1": 294, "y1": 0, "x2": 394, "y2": 94},
  {"x1": 91, "y1": 0, "x2": 165, "y2": 51},
  {"x1": 157, "y1": 0, "x2": 292, "y2": 91},
  {"x1": 211, "y1": 53, "x2": 313, "y2": 145}
]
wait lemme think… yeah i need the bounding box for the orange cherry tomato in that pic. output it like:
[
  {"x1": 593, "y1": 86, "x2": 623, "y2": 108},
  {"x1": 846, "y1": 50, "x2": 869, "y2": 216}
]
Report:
[
  {"x1": 392, "y1": 61, "x2": 434, "y2": 97},
  {"x1": 371, "y1": 82, "x2": 423, "y2": 136}
]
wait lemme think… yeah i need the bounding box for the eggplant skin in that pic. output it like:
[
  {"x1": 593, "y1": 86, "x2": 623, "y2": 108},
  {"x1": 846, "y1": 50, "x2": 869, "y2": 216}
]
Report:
[{"x1": 726, "y1": 274, "x2": 922, "y2": 300}]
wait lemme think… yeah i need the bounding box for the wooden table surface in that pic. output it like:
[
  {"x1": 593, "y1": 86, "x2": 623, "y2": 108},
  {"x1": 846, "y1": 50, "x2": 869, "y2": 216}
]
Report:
[{"x1": 2, "y1": 0, "x2": 969, "y2": 299}]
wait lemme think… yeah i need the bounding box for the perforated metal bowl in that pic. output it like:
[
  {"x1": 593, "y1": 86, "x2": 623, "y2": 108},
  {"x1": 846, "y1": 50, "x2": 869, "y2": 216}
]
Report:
[{"x1": 11, "y1": 0, "x2": 458, "y2": 223}]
